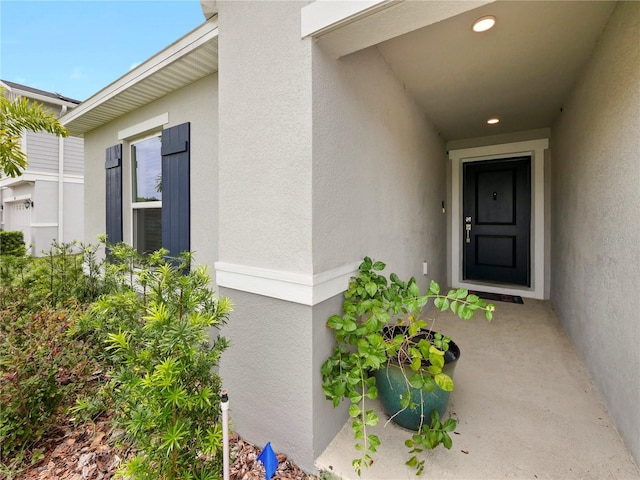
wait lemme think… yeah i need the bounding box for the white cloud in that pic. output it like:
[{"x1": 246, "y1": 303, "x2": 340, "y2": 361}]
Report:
[{"x1": 129, "y1": 62, "x2": 141, "y2": 71}]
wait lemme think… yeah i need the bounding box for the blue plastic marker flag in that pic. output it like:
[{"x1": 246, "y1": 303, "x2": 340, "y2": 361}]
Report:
[{"x1": 257, "y1": 441, "x2": 278, "y2": 479}]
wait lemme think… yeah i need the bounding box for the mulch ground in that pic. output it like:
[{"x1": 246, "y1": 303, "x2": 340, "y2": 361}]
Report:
[{"x1": 8, "y1": 416, "x2": 319, "y2": 480}]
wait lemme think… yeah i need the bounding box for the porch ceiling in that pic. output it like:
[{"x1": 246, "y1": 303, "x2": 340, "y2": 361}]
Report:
[{"x1": 374, "y1": 1, "x2": 616, "y2": 141}]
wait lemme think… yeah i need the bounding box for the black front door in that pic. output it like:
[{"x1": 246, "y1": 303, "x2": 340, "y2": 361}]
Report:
[{"x1": 463, "y1": 157, "x2": 531, "y2": 286}]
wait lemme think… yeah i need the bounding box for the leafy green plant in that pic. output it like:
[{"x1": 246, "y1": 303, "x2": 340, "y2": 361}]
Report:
[
  {"x1": 0, "y1": 240, "x2": 107, "y2": 311},
  {"x1": 77, "y1": 242, "x2": 233, "y2": 480},
  {"x1": 321, "y1": 257, "x2": 494, "y2": 475},
  {"x1": 0, "y1": 230, "x2": 26, "y2": 257},
  {"x1": 0, "y1": 306, "x2": 102, "y2": 463},
  {"x1": 0, "y1": 239, "x2": 122, "y2": 473},
  {"x1": 0, "y1": 86, "x2": 68, "y2": 178}
]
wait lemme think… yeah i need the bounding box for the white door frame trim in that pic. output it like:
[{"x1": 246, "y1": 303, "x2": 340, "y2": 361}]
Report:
[{"x1": 449, "y1": 139, "x2": 548, "y2": 299}]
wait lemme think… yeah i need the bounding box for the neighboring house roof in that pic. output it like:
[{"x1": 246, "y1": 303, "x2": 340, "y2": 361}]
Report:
[
  {"x1": 0, "y1": 79, "x2": 81, "y2": 108},
  {"x1": 61, "y1": 18, "x2": 219, "y2": 137}
]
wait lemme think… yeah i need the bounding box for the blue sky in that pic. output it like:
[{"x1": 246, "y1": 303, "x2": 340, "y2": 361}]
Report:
[{"x1": 1, "y1": 1, "x2": 205, "y2": 101}]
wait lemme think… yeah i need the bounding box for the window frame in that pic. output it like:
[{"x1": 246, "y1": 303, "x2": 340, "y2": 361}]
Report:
[{"x1": 129, "y1": 132, "x2": 163, "y2": 254}]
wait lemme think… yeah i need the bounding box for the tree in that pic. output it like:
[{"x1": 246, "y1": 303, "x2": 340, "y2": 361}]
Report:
[{"x1": 0, "y1": 88, "x2": 69, "y2": 178}]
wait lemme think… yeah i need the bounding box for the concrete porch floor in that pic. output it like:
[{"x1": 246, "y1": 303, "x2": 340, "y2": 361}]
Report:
[{"x1": 315, "y1": 299, "x2": 639, "y2": 479}]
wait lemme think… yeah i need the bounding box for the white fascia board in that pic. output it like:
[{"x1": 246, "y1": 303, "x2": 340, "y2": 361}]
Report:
[
  {"x1": 214, "y1": 261, "x2": 360, "y2": 306},
  {"x1": 1, "y1": 82, "x2": 78, "y2": 109},
  {"x1": 2, "y1": 193, "x2": 32, "y2": 202},
  {"x1": 0, "y1": 174, "x2": 43, "y2": 188},
  {"x1": 60, "y1": 19, "x2": 218, "y2": 127},
  {"x1": 301, "y1": 0, "x2": 396, "y2": 38},
  {"x1": 14, "y1": 90, "x2": 77, "y2": 109},
  {"x1": 302, "y1": 0, "x2": 493, "y2": 58}
]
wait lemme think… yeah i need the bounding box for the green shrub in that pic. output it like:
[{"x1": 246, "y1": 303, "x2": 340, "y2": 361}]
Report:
[
  {"x1": 0, "y1": 306, "x2": 102, "y2": 462},
  {"x1": 0, "y1": 231, "x2": 26, "y2": 257},
  {"x1": 0, "y1": 241, "x2": 106, "y2": 310},
  {"x1": 0, "y1": 239, "x2": 108, "y2": 468},
  {"x1": 77, "y1": 243, "x2": 233, "y2": 480}
]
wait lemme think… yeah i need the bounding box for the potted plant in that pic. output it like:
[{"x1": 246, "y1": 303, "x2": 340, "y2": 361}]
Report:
[{"x1": 321, "y1": 257, "x2": 494, "y2": 475}]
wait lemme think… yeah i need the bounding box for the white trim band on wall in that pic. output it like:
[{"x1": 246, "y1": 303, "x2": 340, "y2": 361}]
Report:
[{"x1": 214, "y1": 261, "x2": 360, "y2": 306}]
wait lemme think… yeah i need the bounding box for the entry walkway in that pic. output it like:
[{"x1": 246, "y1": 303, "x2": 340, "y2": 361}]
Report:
[{"x1": 316, "y1": 299, "x2": 639, "y2": 479}]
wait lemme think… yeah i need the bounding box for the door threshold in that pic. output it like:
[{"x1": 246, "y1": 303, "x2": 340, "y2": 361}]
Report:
[{"x1": 454, "y1": 280, "x2": 536, "y2": 299}]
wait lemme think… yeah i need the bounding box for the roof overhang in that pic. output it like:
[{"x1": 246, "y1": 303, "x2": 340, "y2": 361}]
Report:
[
  {"x1": 301, "y1": 0, "x2": 492, "y2": 58},
  {"x1": 0, "y1": 81, "x2": 79, "y2": 109},
  {"x1": 0, "y1": 176, "x2": 36, "y2": 189},
  {"x1": 61, "y1": 18, "x2": 219, "y2": 137}
]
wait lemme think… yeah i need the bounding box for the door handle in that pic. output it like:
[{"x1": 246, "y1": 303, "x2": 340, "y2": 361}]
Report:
[{"x1": 465, "y1": 223, "x2": 471, "y2": 243}]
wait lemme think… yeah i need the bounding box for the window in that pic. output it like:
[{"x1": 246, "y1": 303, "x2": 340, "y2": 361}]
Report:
[
  {"x1": 106, "y1": 122, "x2": 190, "y2": 260},
  {"x1": 131, "y1": 135, "x2": 162, "y2": 254}
]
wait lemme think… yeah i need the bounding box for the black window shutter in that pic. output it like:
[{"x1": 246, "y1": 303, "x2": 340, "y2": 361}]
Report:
[
  {"x1": 105, "y1": 144, "x2": 123, "y2": 245},
  {"x1": 161, "y1": 123, "x2": 190, "y2": 260}
]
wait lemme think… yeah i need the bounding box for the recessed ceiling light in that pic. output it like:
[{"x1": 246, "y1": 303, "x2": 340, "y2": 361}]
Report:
[
  {"x1": 487, "y1": 118, "x2": 500, "y2": 125},
  {"x1": 473, "y1": 16, "x2": 496, "y2": 33}
]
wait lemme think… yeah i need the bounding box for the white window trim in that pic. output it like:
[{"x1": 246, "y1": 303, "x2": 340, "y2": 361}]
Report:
[
  {"x1": 131, "y1": 200, "x2": 161, "y2": 209},
  {"x1": 448, "y1": 139, "x2": 548, "y2": 300},
  {"x1": 118, "y1": 113, "x2": 168, "y2": 141},
  {"x1": 129, "y1": 133, "x2": 163, "y2": 252}
]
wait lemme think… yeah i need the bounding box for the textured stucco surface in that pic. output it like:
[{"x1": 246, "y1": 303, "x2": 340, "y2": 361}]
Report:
[
  {"x1": 550, "y1": 1, "x2": 640, "y2": 465},
  {"x1": 311, "y1": 294, "x2": 350, "y2": 459},
  {"x1": 218, "y1": 288, "x2": 315, "y2": 470},
  {"x1": 216, "y1": 1, "x2": 451, "y2": 471},
  {"x1": 83, "y1": 74, "x2": 219, "y2": 274},
  {"x1": 215, "y1": 1, "x2": 319, "y2": 471},
  {"x1": 217, "y1": 0, "x2": 313, "y2": 273},
  {"x1": 312, "y1": 44, "x2": 448, "y2": 288}
]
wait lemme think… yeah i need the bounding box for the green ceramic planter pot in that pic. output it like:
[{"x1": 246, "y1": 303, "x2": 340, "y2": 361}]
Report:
[{"x1": 374, "y1": 330, "x2": 460, "y2": 432}]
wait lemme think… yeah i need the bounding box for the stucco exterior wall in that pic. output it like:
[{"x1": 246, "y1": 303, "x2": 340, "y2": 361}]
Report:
[
  {"x1": 217, "y1": 0, "x2": 313, "y2": 273},
  {"x1": 446, "y1": 128, "x2": 551, "y2": 151},
  {"x1": 550, "y1": 1, "x2": 640, "y2": 465},
  {"x1": 217, "y1": 288, "x2": 316, "y2": 467},
  {"x1": 216, "y1": 3, "x2": 450, "y2": 471},
  {"x1": 83, "y1": 74, "x2": 219, "y2": 273},
  {"x1": 215, "y1": 1, "x2": 320, "y2": 471},
  {"x1": 312, "y1": 44, "x2": 448, "y2": 287}
]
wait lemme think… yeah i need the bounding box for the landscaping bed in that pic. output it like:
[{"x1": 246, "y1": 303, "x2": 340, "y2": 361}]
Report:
[
  {"x1": 1, "y1": 241, "x2": 319, "y2": 480},
  {"x1": 13, "y1": 418, "x2": 318, "y2": 480}
]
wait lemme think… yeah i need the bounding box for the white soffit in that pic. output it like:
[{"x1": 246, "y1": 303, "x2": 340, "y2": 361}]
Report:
[
  {"x1": 301, "y1": 0, "x2": 493, "y2": 58},
  {"x1": 61, "y1": 19, "x2": 219, "y2": 137}
]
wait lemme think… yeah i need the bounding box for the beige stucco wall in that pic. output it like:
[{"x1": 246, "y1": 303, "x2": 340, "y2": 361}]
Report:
[
  {"x1": 312, "y1": 44, "x2": 448, "y2": 288},
  {"x1": 83, "y1": 74, "x2": 219, "y2": 274},
  {"x1": 216, "y1": 2, "x2": 451, "y2": 471},
  {"x1": 215, "y1": 0, "x2": 321, "y2": 471},
  {"x1": 217, "y1": 0, "x2": 313, "y2": 273},
  {"x1": 551, "y1": 1, "x2": 640, "y2": 465}
]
